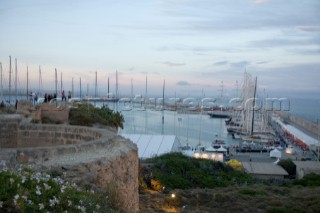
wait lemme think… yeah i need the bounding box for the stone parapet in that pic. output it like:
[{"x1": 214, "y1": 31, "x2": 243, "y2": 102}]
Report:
[
  {"x1": 0, "y1": 115, "x2": 139, "y2": 213},
  {"x1": 0, "y1": 114, "x2": 22, "y2": 148}
]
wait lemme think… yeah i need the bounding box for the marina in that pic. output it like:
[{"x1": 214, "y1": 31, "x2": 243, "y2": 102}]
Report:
[{"x1": 0, "y1": 58, "x2": 319, "y2": 163}]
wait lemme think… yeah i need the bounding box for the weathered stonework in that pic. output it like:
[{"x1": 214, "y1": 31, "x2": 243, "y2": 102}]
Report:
[{"x1": 0, "y1": 114, "x2": 139, "y2": 213}]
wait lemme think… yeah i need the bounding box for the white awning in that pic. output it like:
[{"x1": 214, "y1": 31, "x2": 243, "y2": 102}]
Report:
[
  {"x1": 121, "y1": 134, "x2": 181, "y2": 159},
  {"x1": 274, "y1": 118, "x2": 319, "y2": 147}
]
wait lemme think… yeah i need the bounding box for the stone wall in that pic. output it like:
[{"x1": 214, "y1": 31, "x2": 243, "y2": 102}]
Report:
[
  {"x1": 17, "y1": 124, "x2": 103, "y2": 148},
  {"x1": 0, "y1": 115, "x2": 139, "y2": 212},
  {"x1": 38, "y1": 103, "x2": 70, "y2": 124},
  {"x1": 0, "y1": 114, "x2": 22, "y2": 148}
]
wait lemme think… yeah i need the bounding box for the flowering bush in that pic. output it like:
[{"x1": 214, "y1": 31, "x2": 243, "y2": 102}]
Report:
[{"x1": 0, "y1": 161, "x2": 118, "y2": 213}]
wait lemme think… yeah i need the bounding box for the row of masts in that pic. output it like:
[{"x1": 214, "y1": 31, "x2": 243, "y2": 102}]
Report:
[{"x1": 0, "y1": 56, "x2": 122, "y2": 104}]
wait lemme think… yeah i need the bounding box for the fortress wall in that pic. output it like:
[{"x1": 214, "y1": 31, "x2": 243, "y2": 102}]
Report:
[
  {"x1": 0, "y1": 115, "x2": 139, "y2": 213},
  {"x1": 17, "y1": 124, "x2": 103, "y2": 148},
  {"x1": 0, "y1": 115, "x2": 21, "y2": 148}
]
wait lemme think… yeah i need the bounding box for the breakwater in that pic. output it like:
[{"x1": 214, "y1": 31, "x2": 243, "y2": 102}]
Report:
[{"x1": 276, "y1": 111, "x2": 320, "y2": 139}]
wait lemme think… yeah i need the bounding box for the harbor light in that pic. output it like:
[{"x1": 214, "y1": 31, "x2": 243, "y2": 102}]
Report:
[
  {"x1": 201, "y1": 153, "x2": 209, "y2": 159},
  {"x1": 285, "y1": 146, "x2": 295, "y2": 154},
  {"x1": 211, "y1": 153, "x2": 224, "y2": 162},
  {"x1": 194, "y1": 153, "x2": 200, "y2": 158}
]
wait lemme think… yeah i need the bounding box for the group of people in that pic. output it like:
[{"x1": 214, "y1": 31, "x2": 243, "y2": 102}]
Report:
[
  {"x1": 29, "y1": 90, "x2": 72, "y2": 105},
  {"x1": 43, "y1": 93, "x2": 57, "y2": 103}
]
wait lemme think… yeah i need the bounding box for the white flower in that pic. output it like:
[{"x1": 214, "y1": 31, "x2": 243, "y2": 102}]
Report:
[
  {"x1": 22, "y1": 195, "x2": 28, "y2": 201},
  {"x1": 0, "y1": 201, "x2": 3, "y2": 208},
  {"x1": 39, "y1": 203, "x2": 44, "y2": 210},
  {"x1": 96, "y1": 204, "x2": 100, "y2": 210},
  {"x1": 68, "y1": 200, "x2": 72, "y2": 207},
  {"x1": 49, "y1": 196, "x2": 59, "y2": 207},
  {"x1": 21, "y1": 176, "x2": 26, "y2": 184},
  {"x1": 77, "y1": 205, "x2": 86, "y2": 213},
  {"x1": 27, "y1": 200, "x2": 33, "y2": 205},
  {"x1": 60, "y1": 185, "x2": 66, "y2": 193},
  {"x1": 49, "y1": 199, "x2": 55, "y2": 207},
  {"x1": 9, "y1": 178, "x2": 14, "y2": 184},
  {"x1": 43, "y1": 183, "x2": 51, "y2": 190},
  {"x1": 13, "y1": 194, "x2": 19, "y2": 206},
  {"x1": 0, "y1": 160, "x2": 6, "y2": 167},
  {"x1": 36, "y1": 185, "x2": 41, "y2": 195}
]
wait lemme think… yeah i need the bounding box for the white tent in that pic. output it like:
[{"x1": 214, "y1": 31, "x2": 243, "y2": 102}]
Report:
[
  {"x1": 205, "y1": 147, "x2": 218, "y2": 152},
  {"x1": 217, "y1": 147, "x2": 228, "y2": 152},
  {"x1": 121, "y1": 134, "x2": 181, "y2": 159},
  {"x1": 274, "y1": 118, "x2": 319, "y2": 147},
  {"x1": 270, "y1": 148, "x2": 282, "y2": 158}
]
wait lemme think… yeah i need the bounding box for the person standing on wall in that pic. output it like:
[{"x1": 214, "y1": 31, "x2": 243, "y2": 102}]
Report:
[{"x1": 62, "y1": 90, "x2": 66, "y2": 101}]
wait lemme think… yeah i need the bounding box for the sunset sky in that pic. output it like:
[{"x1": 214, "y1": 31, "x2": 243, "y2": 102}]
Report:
[{"x1": 0, "y1": 0, "x2": 319, "y2": 98}]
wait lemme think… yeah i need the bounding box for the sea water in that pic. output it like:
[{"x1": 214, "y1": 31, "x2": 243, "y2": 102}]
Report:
[
  {"x1": 117, "y1": 109, "x2": 237, "y2": 148},
  {"x1": 2, "y1": 95, "x2": 319, "y2": 147}
]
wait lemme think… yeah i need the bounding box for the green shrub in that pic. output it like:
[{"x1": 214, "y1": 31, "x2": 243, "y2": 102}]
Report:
[
  {"x1": 267, "y1": 207, "x2": 306, "y2": 213},
  {"x1": 238, "y1": 189, "x2": 267, "y2": 196},
  {"x1": 69, "y1": 103, "x2": 124, "y2": 129},
  {"x1": 277, "y1": 159, "x2": 296, "y2": 178},
  {"x1": 144, "y1": 152, "x2": 254, "y2": 189},
  {"x1": 293, "y1": 173, "x2": 320, "y2": 187}
]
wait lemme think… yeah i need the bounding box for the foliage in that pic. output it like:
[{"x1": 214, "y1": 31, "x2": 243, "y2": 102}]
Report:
[
  {"x1": 69, "y1": 103, "x2": 124, "y2": 129},
  {"x1": 238, "y1": 189, "x2": 267, "y2": 196},
  {"x1": 41, "y1": 116, "x2": 61, "y2": 124},
  {"x1": 267, "y1": 207, "x2": 306, "y2": 213},
  {"x1": 142, "y1": 152, "x2": 254, "y2": 190},
  {"x1": 0, "y1": 165, "x2": 117, "y2": 213},
  {"x1": 292, "y1": 173, "x2": 320, "y2": 187},
  {"x1": 277, "y1": 158, "x2": 296, "y2": 178}
]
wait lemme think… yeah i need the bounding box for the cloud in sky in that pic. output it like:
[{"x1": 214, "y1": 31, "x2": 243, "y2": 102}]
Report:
[
  {"x1": 213, "y1": 61, "x2": 228, "y2": 66},
  {"x1": 176, "y1": 81, "x2": 191, "y2": 86},
  {"x1": 162, "y1": 61, "x2": 186, "y2": 67},
  {"x1": 0, "y1": 0, "x2": 319, "y2": 97},
  {"x1": 253, "y1": 0, "x2": 270, "y2": 4},
  {"x1": 297, "y1": 25, "x2": 320, "y2": 31}
]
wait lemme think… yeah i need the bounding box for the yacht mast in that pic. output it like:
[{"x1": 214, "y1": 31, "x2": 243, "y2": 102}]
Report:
[
  {"x1": 72, "y1": 77, "x2": 74, "y2": 98},
  {"x1": 161, "y1": 79, "x2": 165, "y2": 134},
  {"x1": 39, "y1": 66, "x2": 42, "y2": 94},
  {"x1": 95, "y1": 71, "x2": 97, "y2": 99},
  {"x1": 79, "y1": 77, "x2": 82, "y2": 101},
  {"x1": 9, "y1": 56, "x2": 12, "y2": 104},
  {"x1": 15, "y1": 58, "x2": 17, "y2": 100},
  {"x1": 26, "y1": 66, "x2": 29, "y2": 101},
  {"x1": 145, "y1": 75, "x2": 148, "y2": 105},
  {"x1": 0, "y1": 63, "x2": 3, "y2": 100},
  {"x1": 251, "y1": 77, "x2": 257, "y2": 136},
  {"x1": 60, "y1": 72, "x2": 63, "y2": 95},
  {"x1": 55, "y1": 68, "x2": 58, "y2": 106},
  {"x1": 115, "y1": 70, "x2": 118, "y2": 99},
  {"x1": 107, "y1": 77, "x2": 110, "y2": 99}
]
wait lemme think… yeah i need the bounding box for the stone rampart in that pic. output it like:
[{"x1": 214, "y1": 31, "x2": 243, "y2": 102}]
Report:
[
  {"x1": 0, "y1": 115, "x2": 139, "y2": 213},
  {"x1": 0, "y1": 114, "x2": 22, "y2": 148}
]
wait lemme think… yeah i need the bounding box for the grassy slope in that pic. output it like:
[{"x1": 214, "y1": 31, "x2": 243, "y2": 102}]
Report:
[{"x1": 139, "y1": 153, "x2": 320, "y2": 213}]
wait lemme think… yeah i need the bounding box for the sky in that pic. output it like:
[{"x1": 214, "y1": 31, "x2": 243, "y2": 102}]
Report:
[{"x1": 0, "y1": 0, "x2": 319, "y2": 98}]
